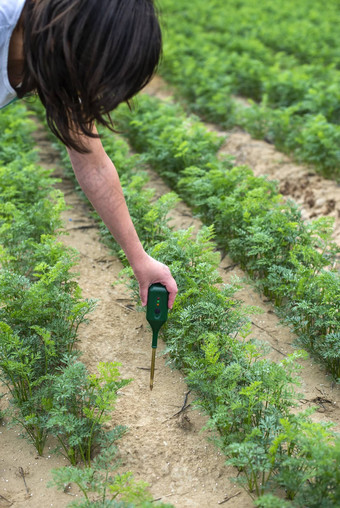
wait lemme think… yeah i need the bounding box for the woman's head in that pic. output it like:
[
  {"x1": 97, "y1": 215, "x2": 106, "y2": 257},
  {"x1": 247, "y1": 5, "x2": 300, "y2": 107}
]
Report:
[{"x1": 19, "y1": 0, "x2": 162, "y2": 151}]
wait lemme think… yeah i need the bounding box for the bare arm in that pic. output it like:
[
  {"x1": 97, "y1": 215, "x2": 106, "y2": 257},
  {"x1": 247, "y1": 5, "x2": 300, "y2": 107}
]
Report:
[{"x1": 67, "y1": 130, "x2": 177, "y2": 308}]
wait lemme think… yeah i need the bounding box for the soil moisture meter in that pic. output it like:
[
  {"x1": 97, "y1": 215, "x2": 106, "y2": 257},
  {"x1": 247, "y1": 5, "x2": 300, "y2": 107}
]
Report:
[{"x1": 146, "y1": 283, "x2": 169, "y2": 390}]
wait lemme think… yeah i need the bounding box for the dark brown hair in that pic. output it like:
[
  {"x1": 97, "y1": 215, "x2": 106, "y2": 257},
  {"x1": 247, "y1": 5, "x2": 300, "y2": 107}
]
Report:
[{"x1": 19, "y1": 0, "x2": 162, "y2": 152}]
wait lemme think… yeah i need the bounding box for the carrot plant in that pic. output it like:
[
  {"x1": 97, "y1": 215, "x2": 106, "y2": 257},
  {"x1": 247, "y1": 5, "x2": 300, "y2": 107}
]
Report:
[
  {"x1": 42, "y1": 361, "x2": 131, "y2": 466},
  {"x1": 0, "y1": 191, "x2": 97, "y2": 457},
  {"x1": 50, "y1": 443, "x2": 174, "y2": 507},
  {"x1": 0, "y1": 322, "x2": 50, "y2": 454},
  {"x1": 254, "y1": 418, "x2": 340, "y2": 507},
  {"x1": 0, "y1": 102, "x2": 37, "y2": 163}
]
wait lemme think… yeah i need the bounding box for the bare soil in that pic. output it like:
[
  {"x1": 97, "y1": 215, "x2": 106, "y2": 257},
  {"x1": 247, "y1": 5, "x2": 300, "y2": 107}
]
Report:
[{"x1": 1, "y1": 84, "x2": 339, "y2": 508}]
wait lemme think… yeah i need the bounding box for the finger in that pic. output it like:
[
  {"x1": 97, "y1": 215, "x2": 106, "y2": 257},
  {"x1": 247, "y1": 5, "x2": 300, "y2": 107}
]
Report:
[
  {"x1": 168, "y1": 292, "x2": 176, "y2": 309},
  {"x1": 140, "y1": 285, "x2": 148, "y2": 307},
  {"x1": 165, "y1": 280, "x2": 178, "y2": 309},
  {"x1": 154, "y1": 271, "x2": 178, "y2": 309}
]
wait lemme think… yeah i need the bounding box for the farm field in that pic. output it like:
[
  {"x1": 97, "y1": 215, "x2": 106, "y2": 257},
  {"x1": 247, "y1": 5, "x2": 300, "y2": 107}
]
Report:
[
  {"x1": 143, "y1": 76, "x2": 340, "y2": 247},
  {"x1": 1, "y1": 114, "x2": 255, "y2": 508},
  {"x1": 158, "y1": 0, "x2": 340, "y2": 180},
  {"x1": 1, "y1": 1, "x2": 340, "y2": 507},
  {"x1": 1, "y1": 99, "x2": 339, "y2": 507}
]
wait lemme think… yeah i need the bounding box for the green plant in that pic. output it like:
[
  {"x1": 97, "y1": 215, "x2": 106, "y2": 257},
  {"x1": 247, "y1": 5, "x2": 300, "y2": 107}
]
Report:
[
  {"x1": 0, "y1": 102, "x2": 37, "y2": 164},
  {"x1": 43, "y1": 361, "x2": 131, "y2": 466},
  {"x1": 268, "y1": 417, "x2": 340, "y2": 506},
  {"x1": 0, "y1": 104, "x2": 96, "y2": 457},
  {"x1": 255, "y1": 494, "x2": 293, "y2": 507},
  {"x1": 0, "y1": 322, "x2": 50, "y2": 454},
  {"x1": 0, "y1": 257, "x2": 96, "y2": 360},
  {"x1": 50, "y1": 443, "x2": 174, "y2": 507},
  {"x1": 226, "y1": 440, "x2": 275, "y2": 497}
]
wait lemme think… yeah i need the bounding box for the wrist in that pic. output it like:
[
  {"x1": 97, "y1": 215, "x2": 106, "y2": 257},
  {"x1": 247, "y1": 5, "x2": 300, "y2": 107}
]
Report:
[{"x1": 126, "y1": 244, "x2": 149, "y2": 273}]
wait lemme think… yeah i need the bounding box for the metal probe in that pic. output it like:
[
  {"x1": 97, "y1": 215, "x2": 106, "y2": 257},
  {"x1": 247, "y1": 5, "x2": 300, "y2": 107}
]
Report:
[{"x1": 146, "y1": 283, "x2": 169, "y2": 390}]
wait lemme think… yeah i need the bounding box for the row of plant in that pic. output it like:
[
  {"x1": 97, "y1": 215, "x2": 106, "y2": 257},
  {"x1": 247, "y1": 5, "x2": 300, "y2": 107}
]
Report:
[
  {"x1": 157, "y1": 0, "x2": 340, "y2": 178},
  {"x1": 44, "y1": 108, "x2": 340, "y2": 506},
  {"x1": 0, "y1": 102, "x2": 172, "y2": 508},
  {"x1": 109, "y1": 95, "x2": 340, "y2": 381},
  {"x1": 160, "y1": 0, "x2": 340, "y2": 67}
]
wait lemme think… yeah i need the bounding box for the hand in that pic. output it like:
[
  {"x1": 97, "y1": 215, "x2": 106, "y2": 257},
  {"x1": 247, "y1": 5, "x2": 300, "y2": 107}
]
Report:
[{"x1": 131, "y1": 253, "x2": 178, "y2": 309}]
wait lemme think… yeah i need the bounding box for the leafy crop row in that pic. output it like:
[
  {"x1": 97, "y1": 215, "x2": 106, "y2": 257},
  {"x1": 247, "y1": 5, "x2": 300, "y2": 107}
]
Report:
[
  {"x1": 111, "y1": 95, "x2": 340, "y2": 381},
  {"x1": 0, "y1": 103, "x2": 172, "y2": 508},
  {"x1": 160, "y1": 0, "x2": 340, "y2": 68},
  {"x1": 158, "y1": 0, "x2": 340, "y2": 179},
  {"x1": 41, "y1": 103, "x2": 340, "y2": 506}
]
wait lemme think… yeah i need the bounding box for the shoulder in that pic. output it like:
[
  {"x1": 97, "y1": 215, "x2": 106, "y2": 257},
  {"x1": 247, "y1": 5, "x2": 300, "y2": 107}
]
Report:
[
  {"x1": 0, "y1": 0, "x2": 26, "y2": 110},
  {"x1": 0, "y1": 0, "x2": 26, "y2": 33}
]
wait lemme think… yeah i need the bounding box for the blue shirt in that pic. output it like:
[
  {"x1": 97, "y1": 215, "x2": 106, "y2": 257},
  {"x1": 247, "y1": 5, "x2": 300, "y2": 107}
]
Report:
[{"x1": 0, "y1": 0, "x2": 25, "y2": 109}]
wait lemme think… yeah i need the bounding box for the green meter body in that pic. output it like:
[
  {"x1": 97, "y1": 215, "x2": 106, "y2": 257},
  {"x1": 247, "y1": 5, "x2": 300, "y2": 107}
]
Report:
[
  {"x1": 146, "y1": 283, "x2": 169, "y2": 390},
  {"x1": 146, "y1": 283, "x2": 169, "y2": 348}
]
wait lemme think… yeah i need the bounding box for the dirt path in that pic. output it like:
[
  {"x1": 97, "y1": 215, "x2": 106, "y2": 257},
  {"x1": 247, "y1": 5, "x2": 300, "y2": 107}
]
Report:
[
  {"x1": 1, "y1": 100, "x2": 339, "y2": 508},
  {"x1": 55, "y1": 176, "x2": 251, "y2": 508}
]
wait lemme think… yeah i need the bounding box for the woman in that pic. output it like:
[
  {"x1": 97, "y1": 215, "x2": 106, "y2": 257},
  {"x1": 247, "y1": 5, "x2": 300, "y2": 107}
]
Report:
[{"x1": 1, "y1": 0, "x2": 178, "y2": 308}]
